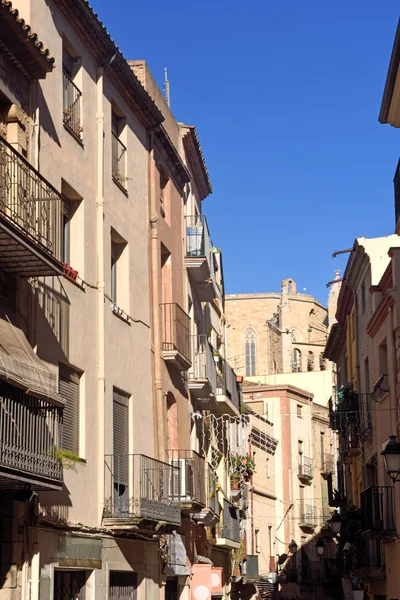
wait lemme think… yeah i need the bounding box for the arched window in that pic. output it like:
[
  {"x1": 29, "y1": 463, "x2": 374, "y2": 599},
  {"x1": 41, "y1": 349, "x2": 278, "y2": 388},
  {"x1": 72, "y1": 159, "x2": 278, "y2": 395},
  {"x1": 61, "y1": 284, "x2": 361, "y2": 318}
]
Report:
[
  {"x1": 307, "y1": 351, "x2": 314, "y2": 372},
  {"x1": 292, "y1": 349, "x2": 301, "y2": 372},
  {"x1": 245, "y1": 329, "x2": 256, "y2": 376}
]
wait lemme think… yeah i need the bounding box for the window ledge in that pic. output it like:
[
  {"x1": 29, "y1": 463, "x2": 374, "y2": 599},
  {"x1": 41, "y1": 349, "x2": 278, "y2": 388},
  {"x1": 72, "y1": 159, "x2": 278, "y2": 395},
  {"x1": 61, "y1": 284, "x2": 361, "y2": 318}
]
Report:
[
  {"x1": 63, "y1": 122, "x2": 84, "y2": 147},
  {"x1": 112, "y1": 175, "x2": 129, "y2": 196}
]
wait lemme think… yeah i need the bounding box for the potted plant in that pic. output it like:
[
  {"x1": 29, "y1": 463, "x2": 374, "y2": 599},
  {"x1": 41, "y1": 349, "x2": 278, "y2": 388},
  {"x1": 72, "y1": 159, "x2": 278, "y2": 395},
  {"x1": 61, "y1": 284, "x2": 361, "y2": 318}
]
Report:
[
  {"x1": 230, "y1": 471, "x2": 241, "y2": 490},
  {"x1": 230, "y1": 454, "x2": 255, "y2": 486}
]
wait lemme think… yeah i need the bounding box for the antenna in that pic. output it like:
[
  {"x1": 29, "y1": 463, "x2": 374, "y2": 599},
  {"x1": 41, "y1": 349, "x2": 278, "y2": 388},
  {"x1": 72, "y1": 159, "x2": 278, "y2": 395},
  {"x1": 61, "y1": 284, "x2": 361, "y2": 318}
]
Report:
[{"x1": 164, "y1": 68, "x2": 170, "y2": 107}]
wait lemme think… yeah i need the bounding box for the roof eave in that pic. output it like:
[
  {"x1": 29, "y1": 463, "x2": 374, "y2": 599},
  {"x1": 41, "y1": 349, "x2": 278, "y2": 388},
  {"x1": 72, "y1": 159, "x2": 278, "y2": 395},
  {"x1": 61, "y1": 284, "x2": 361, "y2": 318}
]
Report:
[{"x1": 379, "y1": 18, "x2": 400, "y2": 124}]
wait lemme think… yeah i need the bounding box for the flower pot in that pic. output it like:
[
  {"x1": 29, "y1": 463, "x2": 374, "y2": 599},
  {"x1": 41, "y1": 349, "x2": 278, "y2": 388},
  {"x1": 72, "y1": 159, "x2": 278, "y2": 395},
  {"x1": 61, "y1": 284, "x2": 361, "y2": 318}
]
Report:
[{"x1": 231, "y1": 483, "x2": 239, "y2": 490}]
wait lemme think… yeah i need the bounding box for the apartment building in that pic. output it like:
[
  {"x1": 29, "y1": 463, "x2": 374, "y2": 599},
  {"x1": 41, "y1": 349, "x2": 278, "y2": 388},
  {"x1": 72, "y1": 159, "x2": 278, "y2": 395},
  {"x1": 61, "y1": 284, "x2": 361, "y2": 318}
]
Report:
[
  {"x1": 324, "y1": 236, "x2": 400, "y2": 599},
  {"x1": 0, "y1": 3, "x2": 248, "y2": 600}
]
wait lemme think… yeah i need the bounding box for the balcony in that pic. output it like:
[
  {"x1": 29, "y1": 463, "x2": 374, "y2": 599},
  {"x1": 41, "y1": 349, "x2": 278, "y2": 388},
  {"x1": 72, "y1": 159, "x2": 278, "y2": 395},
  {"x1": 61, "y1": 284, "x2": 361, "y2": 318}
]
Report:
[
  {"x1": 352, "y1": 538, "x2": 384, "y2": 580},
  {"x1": 160, "y1": 303, "x2": 191, "y2": 371},
  {"x1": 185, "y1": 215, "x2": 217, "y2": 301},
  {"x1": 320, "y1": 453, "x2": 334, "y2": 477},
  {"x1": 193, "y1": 466, "x2": 220, "y2": 525},
  {"x1": 0, "y1": 135, "x2": 63, "y2": 276},
  {"x1": 168, "y1": 449, "x2": 206, "y2": 511},
  {"x1": 0, "y1": 382, "x2": 63, "y2": 490},
  {"x1": 216, "y1": 360, "x2": 241, "y2": 416},
  {"x1": 103, "y1": 454, "x2": 181, "y2": 531},
  {"x1": 371, "y1": 374, "x2": 389, "y2": 403},
  {"x1": 299, "y1": 505, "x2": 317, "y2": 531},
  {"x1": 188, "y1": 335, "x2": 217, "y2": 406},
  {"x1": 63, "y1": 71, "x2": 82, "y2": 141},
  {"x1": 298, "y1": 456, "x2": 313, "y2": 483},
  {"x1": 360, "y1": 486, "x2": 395, "y2": 539},
  {"x1": 215, "y1": 499, "x2": 240, "y2": 549},
  {"x1": 244, "y1": 555, "x2": 259, "y2": 582}
]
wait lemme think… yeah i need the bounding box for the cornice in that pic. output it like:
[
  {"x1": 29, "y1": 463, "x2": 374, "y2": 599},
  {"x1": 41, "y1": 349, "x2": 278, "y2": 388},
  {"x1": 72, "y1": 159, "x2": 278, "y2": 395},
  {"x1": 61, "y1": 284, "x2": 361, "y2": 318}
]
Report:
[
  {"x1": 366, "y1": 294, "x2": 395, "y2": 338},
  {"x1": 181, "y1": 126, "x2": 212, "y2": 200},
  {"x1": 154, "y1": 128, "x2": 190, "y2": 193},
  {"x1": 324, "y1": 322, "x2": 345, "y2": 362}
]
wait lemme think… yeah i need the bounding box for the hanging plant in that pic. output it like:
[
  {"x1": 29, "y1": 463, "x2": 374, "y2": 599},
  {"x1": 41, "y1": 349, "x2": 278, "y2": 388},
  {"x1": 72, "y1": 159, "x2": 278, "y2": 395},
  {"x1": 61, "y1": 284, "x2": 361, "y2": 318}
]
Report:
[{"x1": 230, "y1": 454, "x2": 255, "y2": 484}]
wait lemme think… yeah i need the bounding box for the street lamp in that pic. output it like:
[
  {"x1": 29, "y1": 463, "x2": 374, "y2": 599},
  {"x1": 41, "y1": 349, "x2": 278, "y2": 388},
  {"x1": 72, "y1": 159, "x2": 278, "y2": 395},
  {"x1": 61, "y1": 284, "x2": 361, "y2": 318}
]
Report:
[
  {"x1": 315, "y1": 537, "x2": 326, "y2": 559},
  {"x1": 330, "y1": 511, "x2": 342, "y2": 536},
  {"x1": 288, "y1": 540, "x2": 298, "y2": 554},
  {"x1": 381, "y1": 435, "x2": 400, "y2": 483}
]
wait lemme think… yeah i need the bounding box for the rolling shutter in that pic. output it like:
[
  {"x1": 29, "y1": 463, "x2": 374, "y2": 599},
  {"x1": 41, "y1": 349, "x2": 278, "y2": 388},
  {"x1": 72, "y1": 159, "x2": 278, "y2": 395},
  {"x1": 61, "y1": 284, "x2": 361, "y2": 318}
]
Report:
[
  {"x1": 113, "y1": 390, "x2": 129, "y2": 485},
  {"x1": 109, "y1": 572, "x2": 137, "y2": 600},
  {"x1": 59, "y1": 364, "x2": 80, "y2": 454}
]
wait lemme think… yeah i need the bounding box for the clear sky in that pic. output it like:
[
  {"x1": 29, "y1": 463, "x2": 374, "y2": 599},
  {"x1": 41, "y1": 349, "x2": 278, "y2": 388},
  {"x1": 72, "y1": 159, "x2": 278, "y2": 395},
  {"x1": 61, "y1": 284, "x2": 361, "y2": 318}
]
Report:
[{"x1": 91, "y1": 0, "x2": 399, "y2": 305}]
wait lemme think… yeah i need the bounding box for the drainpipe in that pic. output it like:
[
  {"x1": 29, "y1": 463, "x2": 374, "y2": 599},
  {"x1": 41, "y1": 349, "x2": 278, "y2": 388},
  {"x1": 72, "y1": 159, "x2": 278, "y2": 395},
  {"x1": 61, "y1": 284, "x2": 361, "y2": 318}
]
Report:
[
  {"x1": 31, "y1": 544, "x2": 40, "y2": 600},
  {"x1": 96, "y1": 67, "x2": 105, "y2": 524},
  {"x1": 149, "y1": 136, "x2": 164, "y2": 460}
]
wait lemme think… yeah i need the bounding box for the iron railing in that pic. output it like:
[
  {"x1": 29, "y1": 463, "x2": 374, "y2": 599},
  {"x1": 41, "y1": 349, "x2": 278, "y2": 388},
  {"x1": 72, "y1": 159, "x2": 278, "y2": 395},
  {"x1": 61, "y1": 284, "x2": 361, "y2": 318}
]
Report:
[
  {"x1": 352, "y1": 537, "x2": 382, "y2": 571},
  {"x1": 217, "y1": 359, "x2": 240, "y2": 411},
  {"x1": 220, "y1": 499, "x2": 240, "y2": 542},
  {"x1": 104, "y1": 454, "x2": 181, "y2": 525},
  {"x1": 371, "y1": 374, "x2": 389, "y2": 403},
  {"x1": 63, "y1": 70, "x2": 82, "y2": 140},
  {"x1": 360, "y1": 486, "x2": 395, "y2": 535},
  {"x1": 300, "y1": 504, "x2": 317, "y2": 528},
  {"x1": 186, "y1": 214, "x2": 217, "y2": 288},
  {"x1": 0, "y1": 383, "x2": 63, "y2": 483},
  {"x1": 298, "y1": 456, "x2": 313, "y2": 480},
  {"x1": 189, "y1": 335, "x2": 217, "y2": 391},
  {"x1": 0, "y1": 135, "x2": 63, "y2": 259},
  {"x1": 168, "y1": 449, "x2": 206, "y2": 506},
  {"x1": 208, "y1": 466, "x2": 220, "y2": 516},
  {"x1": 160, "y1": 303, "x2": 191, "y2": 363},
  {"x1": 112, "y1": 132, "x2": 127, "y2": 187},
  {"x1": 321, "y1": 453, "x2": 334, "y2": 474}
]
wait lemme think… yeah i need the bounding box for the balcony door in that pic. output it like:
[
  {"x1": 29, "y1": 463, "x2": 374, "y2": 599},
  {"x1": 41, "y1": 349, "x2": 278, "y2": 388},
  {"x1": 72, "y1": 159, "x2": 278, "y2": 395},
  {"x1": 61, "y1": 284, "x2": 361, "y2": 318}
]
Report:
[{"x1": 113, "y1": 390, "x2": 129, "y2": 514}]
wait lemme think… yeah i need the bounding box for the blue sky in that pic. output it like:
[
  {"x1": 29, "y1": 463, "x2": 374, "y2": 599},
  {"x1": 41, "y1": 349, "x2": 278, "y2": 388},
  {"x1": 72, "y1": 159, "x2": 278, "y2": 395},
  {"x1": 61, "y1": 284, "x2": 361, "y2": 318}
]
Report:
[{"x1": 91, "y1": 0, "x2": 399, "y2": 305}]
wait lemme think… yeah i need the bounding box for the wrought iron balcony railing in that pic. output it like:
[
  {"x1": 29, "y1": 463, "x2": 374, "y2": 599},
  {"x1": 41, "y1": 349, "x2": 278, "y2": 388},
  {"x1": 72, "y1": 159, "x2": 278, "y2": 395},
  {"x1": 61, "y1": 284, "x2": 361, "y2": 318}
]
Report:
[
  {"x1": 160, "y1": 302, "x2": 191, "y2": 370},
  {"x1": 216, "y1": 359, "x2": 241, "y2": 414},
  {"x1": 0, "y1": 135, "x2": 63, "y2": 275},
  {"x1": 0, "y1": 382, "x2": 63, "y2": 488},
  {"x1": 185, "y1": 215, "x2": 217, "y2": 300},
  {"x1": 360, "y1": 486, "x2": 395, "y2": 537},
  {"x1": 371, "y1": 374, "x2": 389, "y2": 403},
  {"x1": 112, "y1": 132, "x2": 127, "y2": 188},
  {"x1": 321, "y1": 453, "x2": 334, "y2": 475},
  {"x1": 189, "y1": 335, "x2": 217, "y2": 392},
  {"x1": 63, "y1": 70, "x2": 82, "y2": 140},
  {"x1": 219, "y1": 499, "x2": 240, "y2": 543},
  {"x1": 300, "y1": 504, "x2": 317, "y2": 529},
  {"x1": 168, "y1": 449, "x2": 206, "y2": 507},
  {"x1": 104, "y1": 454, "x2": 181, "y2": 527},
  {"x1": 298, "y1": 456, "x2": 313, "y2": 481}
]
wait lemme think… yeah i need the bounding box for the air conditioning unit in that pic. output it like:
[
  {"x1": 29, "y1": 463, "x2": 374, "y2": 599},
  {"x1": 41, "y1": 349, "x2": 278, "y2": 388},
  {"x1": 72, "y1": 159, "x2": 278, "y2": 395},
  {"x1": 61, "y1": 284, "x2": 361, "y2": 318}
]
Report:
[{"x1": 170, "y1": 459, "x2": 194, "y2": 501}]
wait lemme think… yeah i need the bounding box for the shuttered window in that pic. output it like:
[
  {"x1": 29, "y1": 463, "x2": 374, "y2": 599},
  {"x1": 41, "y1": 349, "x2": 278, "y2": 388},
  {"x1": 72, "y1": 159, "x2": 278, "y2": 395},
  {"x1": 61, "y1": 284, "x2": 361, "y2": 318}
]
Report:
[
  {"x1": 59, "y1": 364, "x2": 80, "y2": 454},
  {"x1": 113, "y1": 389, "x2": 129, "y2": 486}
]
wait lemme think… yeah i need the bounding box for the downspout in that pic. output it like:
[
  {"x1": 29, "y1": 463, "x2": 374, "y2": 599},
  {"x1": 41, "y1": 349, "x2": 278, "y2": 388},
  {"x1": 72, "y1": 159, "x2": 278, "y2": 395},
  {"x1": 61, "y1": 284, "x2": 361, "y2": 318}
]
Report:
[
  {"x1": 96, "y1": 67, "x2": 105, "y2": 524},
  {"x1": 149, "y1": 134, "x2": 164, "y2": 460}
]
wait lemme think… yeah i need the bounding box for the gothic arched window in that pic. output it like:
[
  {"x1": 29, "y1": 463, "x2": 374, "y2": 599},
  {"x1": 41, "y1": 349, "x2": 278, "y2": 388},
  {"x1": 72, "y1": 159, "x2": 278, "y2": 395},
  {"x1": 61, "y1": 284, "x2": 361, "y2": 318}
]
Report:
[
  {"x1": 245, "y1": 329, "x2": 256, "y2": 376},
  {"x1": 292, "y1": 348, "x2": 302, "y2": 372}
]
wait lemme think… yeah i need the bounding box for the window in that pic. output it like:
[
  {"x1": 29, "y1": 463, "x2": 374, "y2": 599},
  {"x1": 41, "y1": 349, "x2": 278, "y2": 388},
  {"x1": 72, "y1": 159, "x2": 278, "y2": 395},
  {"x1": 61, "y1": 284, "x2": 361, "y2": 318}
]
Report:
[
  {"x1": 111, "y1": 109, "x2": 127, "y2": 188},
  {"x1": 62, "y1": 45, "x2": 82, "y2": 140},
  {"x1": 113, "y1": 389, "x2": 129, "y2": 510},
  {"x1": 159, "y1": 165, "x2": 170, "y2": 218},
  {"x1": 245, "y1": 329, "x2": 256, "y2": 376},
  {"x1": 54, "y1": 570, "x2": 87, "y2": 600},
  {"x1": 320, "y1": 432, "x2": 325, "y2": 468},
  {"x1": 292, "y1": 348, "x2": 301, "y2": 372},
  {"x1": 360, "y1": 281, "x2": 366, "y2": 314},
  {"x1": 266, "y1": 457, "x2": 270, "y2": 478},
  {"x1": 110, "y1": 229, "x2": 128, "y2": 309},
  {"x1": 109, "y1": 572, "x2": 137, "y2": 600},
  {"x1": 319, "y1": 354, "x2": 326, "y2": 371},
  {"x1": 307, "y1": 351, "x2": 314, "y2": 371},
  {"x1": 61, "y1": 181, "x2": 83, "y2": 274},
  {"x1": 62, "y1": 202, "x2": 70, "y2": 264},
  {"x1": 255, "y1": 529, "x2": 260, "y2": 553},
  {"x1": 297, "y1": 404, "x2": 303, "y2": 418},
  {"x1": 59, "y1": 364, "x2": 80, "y2": 455}
]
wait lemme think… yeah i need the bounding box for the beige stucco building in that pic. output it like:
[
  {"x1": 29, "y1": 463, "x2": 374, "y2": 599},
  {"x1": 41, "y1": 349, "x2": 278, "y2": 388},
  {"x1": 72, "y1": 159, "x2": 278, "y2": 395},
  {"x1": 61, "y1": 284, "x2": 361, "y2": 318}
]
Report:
[{"x1": 0, "y1": 3, "x2": 245, "y2": 600}]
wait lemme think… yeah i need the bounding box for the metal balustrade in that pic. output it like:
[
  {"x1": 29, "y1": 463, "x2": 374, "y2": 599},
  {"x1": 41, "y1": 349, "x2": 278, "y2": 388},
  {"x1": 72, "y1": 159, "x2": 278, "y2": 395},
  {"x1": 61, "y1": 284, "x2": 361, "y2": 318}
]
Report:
[
  {"x1": 300, "y1": 504, "x2": 317, "y2": 528},
  {"x1": 217, "y1": 359, "x2": 240, "y2": 412},
  {"x1": 0, "y1": 383, "x2": 63, "y2": 486},
  {"x1": 104, "y1": 454, "x2": 181, "y2": 525},
  {"x1": 63, "y1": 71, "x2": 82, "y2": 140},
  {"x1": 360, "y1": 486, "x2": 395, "y2": 536},
  {"x1": 298, "y1": 456, "x2": 313, "y2": 481},
  {"x1": 0, "y1": 135, "x2": 63, "y2": 273},
  {"x1": 160, "y1": 302, "x2": 191, "y2": 367},
  {"x1": 168, "y1": 449, "x2": 206, "y2": 507},
  {"x1": 185, "y1": 215, "x2": 217, "y2": 294},
  {"x1": 189, "y1": 334, "x2": 217, "y2": 391}
]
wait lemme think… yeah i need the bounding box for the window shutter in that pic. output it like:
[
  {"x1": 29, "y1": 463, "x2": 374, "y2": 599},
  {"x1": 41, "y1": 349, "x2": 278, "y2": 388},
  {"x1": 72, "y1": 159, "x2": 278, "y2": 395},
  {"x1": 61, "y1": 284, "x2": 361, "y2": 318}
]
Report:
[
  {"x1": 113, "y1": 390, "x2": 129, "y2": 485},
  {"x1": 59, "y1": 365, "x2": 80, "y2": 454}
]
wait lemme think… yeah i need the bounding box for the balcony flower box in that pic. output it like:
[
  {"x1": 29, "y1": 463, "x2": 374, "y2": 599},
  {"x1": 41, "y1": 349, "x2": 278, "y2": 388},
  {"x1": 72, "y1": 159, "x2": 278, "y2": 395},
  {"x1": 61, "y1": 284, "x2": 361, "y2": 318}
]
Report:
[{"x1": 63, "y1": 263, "x2": 78, "y2": 281}]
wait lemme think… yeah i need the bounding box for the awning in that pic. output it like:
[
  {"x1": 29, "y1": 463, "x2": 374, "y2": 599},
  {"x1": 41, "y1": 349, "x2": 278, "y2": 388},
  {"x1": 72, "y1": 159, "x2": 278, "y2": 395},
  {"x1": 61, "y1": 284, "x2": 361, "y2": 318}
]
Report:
[{"x1": 0, "y1": 317, "x2": 64, "y2": 406}]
